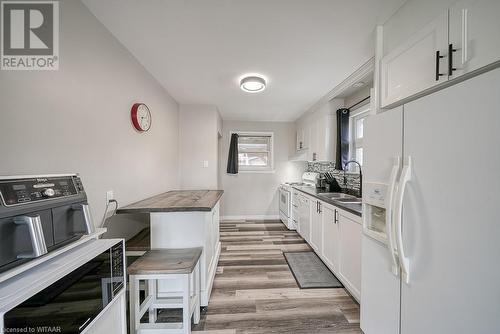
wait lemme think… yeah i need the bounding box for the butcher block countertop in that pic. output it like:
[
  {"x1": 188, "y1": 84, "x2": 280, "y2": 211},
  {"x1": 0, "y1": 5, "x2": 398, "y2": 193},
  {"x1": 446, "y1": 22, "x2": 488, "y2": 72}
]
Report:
[{"x1": 116, "y1": 190, "x2": 224, "y2": 214}]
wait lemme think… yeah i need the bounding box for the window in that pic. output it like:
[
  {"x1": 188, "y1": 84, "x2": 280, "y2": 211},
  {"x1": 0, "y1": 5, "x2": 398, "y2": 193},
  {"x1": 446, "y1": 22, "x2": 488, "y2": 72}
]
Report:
[
  {"x1": 349, "y1": 106, "x2": 369, "y2": 171},
  {"x1": 235, "y1": 132, "x2": 273, "y2": 172}
]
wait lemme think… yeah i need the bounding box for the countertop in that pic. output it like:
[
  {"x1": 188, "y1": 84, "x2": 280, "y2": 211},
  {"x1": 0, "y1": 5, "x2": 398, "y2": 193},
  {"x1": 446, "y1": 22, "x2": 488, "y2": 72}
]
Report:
[
  {"x1": 116, "y1": 190, "x2": 224, "y2": 214},
  {"x1": 292, "y1": 186, "x2": 362, "y2": 217}
]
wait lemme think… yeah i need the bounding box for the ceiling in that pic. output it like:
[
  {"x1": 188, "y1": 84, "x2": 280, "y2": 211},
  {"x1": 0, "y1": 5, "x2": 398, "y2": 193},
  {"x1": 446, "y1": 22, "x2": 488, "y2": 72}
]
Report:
[{"x1": 83, "y1": 0, "x2": 405, "y2": 121}]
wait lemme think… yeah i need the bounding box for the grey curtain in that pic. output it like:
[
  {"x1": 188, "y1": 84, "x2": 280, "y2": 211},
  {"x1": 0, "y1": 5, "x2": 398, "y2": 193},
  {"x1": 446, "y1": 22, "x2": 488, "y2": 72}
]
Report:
[
  {"x1": 335, "y1": 108, "x2": 350, "y2": 170},
  {"x1": 227, "y1": 133, "x2": 239, "y2": 174}
]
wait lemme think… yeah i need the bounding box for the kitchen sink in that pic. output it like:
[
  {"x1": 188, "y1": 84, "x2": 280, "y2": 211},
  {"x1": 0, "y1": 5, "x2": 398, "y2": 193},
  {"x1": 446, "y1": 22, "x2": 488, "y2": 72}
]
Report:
[
  {"x1": 335, "y1": 197, "x2": 362, "y2": 203},
  {"x1": 319, "y1": 193, "x2": 357, "y2": 200}
]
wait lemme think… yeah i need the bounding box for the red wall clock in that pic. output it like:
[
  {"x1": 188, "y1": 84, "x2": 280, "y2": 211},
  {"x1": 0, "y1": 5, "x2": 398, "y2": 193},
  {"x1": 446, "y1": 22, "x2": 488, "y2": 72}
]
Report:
[{"x1": 131, "y1": 103, "x2": 152, "y2": 132}]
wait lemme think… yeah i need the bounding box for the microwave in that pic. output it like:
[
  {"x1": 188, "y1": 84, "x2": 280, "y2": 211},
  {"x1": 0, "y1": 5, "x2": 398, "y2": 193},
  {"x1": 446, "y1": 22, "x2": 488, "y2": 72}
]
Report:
[{"x1": 2, "y1": 240, "x2": 125, "y2": 333}]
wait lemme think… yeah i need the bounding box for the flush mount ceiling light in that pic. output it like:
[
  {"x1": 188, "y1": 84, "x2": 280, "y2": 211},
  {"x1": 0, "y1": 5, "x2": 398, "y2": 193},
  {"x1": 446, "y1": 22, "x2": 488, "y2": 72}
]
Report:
[{"x1": 240, "y1": 75, "x2": 266, "y2": 93}]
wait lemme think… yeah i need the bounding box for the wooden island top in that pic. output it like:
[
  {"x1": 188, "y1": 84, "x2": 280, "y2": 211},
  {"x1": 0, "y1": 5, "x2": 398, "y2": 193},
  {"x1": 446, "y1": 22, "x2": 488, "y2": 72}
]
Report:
[{"x1": 116, "y1": 190, "x2": 223, "y2": 214}]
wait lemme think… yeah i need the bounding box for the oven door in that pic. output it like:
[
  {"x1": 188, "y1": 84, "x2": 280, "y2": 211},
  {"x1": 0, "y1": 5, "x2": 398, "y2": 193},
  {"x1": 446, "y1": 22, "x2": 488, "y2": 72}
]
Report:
[
  {"x1": 3, "y1": 248, "x2": 113, "y2": 333},
  {"x1": 279, "y1": 187, "x2": 290, "y2": 218}
]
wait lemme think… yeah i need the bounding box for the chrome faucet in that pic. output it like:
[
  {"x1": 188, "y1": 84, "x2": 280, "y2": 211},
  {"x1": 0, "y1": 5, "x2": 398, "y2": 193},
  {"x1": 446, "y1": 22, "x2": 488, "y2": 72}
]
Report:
[{"x1": 343, "y1": 160, "x2": 362, "y2": 198}]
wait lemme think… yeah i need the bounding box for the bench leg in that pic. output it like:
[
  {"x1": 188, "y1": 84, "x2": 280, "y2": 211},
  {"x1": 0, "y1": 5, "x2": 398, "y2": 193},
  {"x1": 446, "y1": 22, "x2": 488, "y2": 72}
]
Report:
[
  {"x1": 129, "y1": 275, "x2": 139, "y2": 334},
  {"x1": 194, "y1": 262, "x2": 201, "y2": 325},
  {"x1": 148, "y1": 279, "x2": 157, "y2": 324},
  {"x1": 182, "y1": 274, "x2": 191, "y2": 334}
]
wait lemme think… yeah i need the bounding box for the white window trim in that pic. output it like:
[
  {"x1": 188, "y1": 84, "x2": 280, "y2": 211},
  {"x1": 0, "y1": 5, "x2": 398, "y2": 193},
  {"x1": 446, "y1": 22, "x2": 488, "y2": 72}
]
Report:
[
  {"x1": 230, "y1": 131, "x2": 275, "y2": 173},
  {"x1": 348, "y1": 105, "x2": 370, "y2": 171}
]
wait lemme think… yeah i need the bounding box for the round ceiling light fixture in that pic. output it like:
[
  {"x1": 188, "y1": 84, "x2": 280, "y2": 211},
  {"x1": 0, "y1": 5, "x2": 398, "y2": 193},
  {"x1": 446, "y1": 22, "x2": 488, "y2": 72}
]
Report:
[{"x1": 240, "y1": 75, "x2": 266, "y2": 93}]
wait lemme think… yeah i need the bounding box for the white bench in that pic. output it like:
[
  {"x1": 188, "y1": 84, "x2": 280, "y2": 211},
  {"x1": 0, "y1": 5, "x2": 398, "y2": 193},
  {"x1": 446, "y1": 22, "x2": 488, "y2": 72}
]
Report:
[{"x1": 128, "y1": 248, "x2": 202, "y2": 334}]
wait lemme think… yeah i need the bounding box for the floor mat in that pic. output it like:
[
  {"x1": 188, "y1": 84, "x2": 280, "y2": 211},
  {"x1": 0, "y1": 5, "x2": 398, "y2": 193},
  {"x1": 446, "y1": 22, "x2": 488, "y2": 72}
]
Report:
[{"x1": 284, "y1": 251, "x2": 343, "y2": 289}]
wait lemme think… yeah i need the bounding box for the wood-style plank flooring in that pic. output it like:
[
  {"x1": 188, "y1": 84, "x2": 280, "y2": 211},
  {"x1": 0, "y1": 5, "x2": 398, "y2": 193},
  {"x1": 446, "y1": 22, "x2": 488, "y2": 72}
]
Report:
[{"x1": 191, "y1": 219, "x2": 362, "y2": 334}]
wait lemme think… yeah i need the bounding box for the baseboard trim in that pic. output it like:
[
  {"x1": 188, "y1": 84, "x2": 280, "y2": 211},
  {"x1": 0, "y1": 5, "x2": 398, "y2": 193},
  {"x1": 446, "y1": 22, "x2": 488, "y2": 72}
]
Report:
[{"x1": 221, "y1": 215, "x2": 280, "y2": 221}]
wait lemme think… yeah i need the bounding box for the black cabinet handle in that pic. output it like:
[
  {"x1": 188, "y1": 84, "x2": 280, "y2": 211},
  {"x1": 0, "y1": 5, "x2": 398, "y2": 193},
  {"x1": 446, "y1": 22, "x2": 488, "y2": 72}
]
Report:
[
  {"x1": 435, "y1": 50, "x2": 445, "y2": 81},
  {"x1": 334, "y1": 210, "x2": 338, "y2": 224},
  {"x1": 318, "y1": 202, "x2": 322, "y2": 214},
  {"x1": 448, "y1": 44, "x2": 457, "y2": 76}
]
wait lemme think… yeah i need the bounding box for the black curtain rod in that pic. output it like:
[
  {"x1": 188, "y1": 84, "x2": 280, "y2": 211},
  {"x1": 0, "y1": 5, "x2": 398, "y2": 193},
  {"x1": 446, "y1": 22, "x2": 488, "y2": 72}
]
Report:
[{"x1": 347, "y1": 96, "x2": 370, "y2": 110}]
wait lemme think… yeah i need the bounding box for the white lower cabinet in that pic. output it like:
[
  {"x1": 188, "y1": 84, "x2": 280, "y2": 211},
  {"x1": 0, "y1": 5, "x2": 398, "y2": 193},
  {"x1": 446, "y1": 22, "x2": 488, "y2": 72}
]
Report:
[
  {"x1": 295, "y1": 191, "x2": 362, "y2": 301},
  {"x1": 337, "y1": 210, "x2": 362, "y2": 300},
  {"x1": 321, "y1": 204, "x2": 340, "y2": 273},
  {"x1": 297, "y1": 194, "x2": 311, "y2": 241},
  {"x1": 310, "y1": 200, "x2": 322, "y2": 252}
]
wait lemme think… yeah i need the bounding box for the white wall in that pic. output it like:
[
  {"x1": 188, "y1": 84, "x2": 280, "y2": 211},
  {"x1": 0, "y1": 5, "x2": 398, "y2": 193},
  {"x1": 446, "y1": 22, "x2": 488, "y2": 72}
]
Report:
[
  {"x1": 0, "y1": 0, "x2": 179, "y2": 239},
  {"x1": 219, "y1": 121, "x2": 305, "y2": 219},
  {"x1": 178, "y1": 105, "x2": 221, "y2": 190}
]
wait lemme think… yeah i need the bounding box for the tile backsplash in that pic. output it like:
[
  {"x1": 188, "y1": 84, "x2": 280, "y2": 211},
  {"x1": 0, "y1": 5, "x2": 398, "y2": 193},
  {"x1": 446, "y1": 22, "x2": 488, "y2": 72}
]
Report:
[{"x1": 306, "y1": 161, "x2": 361, "y2": 193}]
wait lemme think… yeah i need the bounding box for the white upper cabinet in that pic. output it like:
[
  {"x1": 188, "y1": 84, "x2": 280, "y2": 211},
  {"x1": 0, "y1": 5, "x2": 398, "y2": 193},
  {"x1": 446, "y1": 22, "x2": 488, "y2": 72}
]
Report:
[
  {"x1": 449, "y1": 0, "x2": 500, "y2": 78},
  {"x1": 295, "y1": 113, "x2": 335, "y2": 161},
  {"x1": 296, "y1": 125, "x2": 309, "y2": 151},
  {"x1": 381, "y1": 0, "x2": 500, "y2": 108},
  {"x1": 381, "y1": 11, "x2": 449, "y2": 108}
]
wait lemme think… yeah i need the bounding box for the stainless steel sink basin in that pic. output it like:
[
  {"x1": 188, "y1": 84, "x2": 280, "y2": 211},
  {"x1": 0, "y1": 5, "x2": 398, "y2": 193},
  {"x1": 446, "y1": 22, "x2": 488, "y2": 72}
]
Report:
[
  {"x1": 318, "y1": 192, "x2": 357, "y2": 199},
  {"x1": 335, "y1": 197, "x2": 362, "y2": 203}
]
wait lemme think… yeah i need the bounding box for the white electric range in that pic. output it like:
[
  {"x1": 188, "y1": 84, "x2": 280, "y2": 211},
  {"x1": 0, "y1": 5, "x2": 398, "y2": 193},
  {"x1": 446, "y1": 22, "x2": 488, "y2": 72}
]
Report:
[{"x1": 278, "y1": 172, "x2": 320, "y2": 230}]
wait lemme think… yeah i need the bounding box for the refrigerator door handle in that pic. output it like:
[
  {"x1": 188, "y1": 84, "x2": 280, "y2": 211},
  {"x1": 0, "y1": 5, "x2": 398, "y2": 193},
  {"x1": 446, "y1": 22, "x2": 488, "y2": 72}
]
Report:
[
  {"x1": 394, "y1": 156, "x2": 412, "y2": 284},
  {"x1": 386, "y1": 156, "x2": 401, "y2": 276}
]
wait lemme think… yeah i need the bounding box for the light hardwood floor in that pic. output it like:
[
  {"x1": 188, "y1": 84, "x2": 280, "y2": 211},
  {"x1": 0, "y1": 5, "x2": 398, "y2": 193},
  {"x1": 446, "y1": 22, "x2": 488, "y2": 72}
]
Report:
[{"x1": 191, "y1": 219, "x2": 362, "y2": 334}]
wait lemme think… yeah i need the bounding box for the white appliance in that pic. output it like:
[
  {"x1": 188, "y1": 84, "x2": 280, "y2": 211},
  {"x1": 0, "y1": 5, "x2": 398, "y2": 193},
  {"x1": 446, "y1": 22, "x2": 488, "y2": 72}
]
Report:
[
  {"x1": 360, "y1": 67, "x2": 500, "y2": 334},
  {"x1": 279, "y1": 172, "x2": 319, "y2": 230}
]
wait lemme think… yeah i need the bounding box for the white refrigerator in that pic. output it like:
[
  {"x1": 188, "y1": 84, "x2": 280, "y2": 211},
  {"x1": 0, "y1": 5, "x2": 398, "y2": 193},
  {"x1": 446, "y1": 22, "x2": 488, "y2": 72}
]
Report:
[{"x1": 360, "y1": 67, "x2": 500, "y2": 334}]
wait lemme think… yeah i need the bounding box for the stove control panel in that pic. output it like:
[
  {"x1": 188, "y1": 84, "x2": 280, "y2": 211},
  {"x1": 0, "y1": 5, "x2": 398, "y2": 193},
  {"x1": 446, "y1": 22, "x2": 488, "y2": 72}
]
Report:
[{"x1": 0, "y1": 175, "x2": 84, "y2": 207}]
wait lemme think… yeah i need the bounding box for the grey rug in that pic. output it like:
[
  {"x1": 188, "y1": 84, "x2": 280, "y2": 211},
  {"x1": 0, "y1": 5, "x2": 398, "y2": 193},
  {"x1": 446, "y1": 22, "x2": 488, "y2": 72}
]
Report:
[{"x1": 284, "y1": 252, "x2": 343, "y2": 289}]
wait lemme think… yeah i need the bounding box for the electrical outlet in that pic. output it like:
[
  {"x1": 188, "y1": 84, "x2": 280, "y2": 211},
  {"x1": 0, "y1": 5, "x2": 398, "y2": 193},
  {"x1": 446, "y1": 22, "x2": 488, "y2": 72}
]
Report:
[
  {"x1": 203, "y1": 160, "x2": 209, "y2": 168},
  {"x1": 106, "y1": 190, "x2": 114, "y2": 202}
]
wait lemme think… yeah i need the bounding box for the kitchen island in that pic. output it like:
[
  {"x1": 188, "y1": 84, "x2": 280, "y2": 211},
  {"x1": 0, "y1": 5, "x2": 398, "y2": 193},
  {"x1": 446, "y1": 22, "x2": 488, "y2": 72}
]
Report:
[{"x1": 117, "y1": 190, "x2": 223, "y2": 306}]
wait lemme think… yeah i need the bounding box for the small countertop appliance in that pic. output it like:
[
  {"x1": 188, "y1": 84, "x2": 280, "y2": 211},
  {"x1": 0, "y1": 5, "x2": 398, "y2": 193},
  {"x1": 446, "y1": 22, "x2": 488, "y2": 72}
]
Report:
[{"x1": 0, "y1": 174, "x2": 95, "y2": 274}]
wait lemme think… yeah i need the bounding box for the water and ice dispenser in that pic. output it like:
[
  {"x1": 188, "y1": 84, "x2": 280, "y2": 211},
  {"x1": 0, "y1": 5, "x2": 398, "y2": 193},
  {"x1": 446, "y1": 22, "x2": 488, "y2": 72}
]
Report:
[{"x1": 363, "y1": 182, "x2": 389, "y2": 243}]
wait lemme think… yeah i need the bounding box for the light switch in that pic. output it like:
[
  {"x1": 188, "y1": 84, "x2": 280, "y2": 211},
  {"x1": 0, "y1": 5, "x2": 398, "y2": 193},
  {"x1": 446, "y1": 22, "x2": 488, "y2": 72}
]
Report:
[{"x1": 203, "y1": 160, "x2": 209, "y2": 168}]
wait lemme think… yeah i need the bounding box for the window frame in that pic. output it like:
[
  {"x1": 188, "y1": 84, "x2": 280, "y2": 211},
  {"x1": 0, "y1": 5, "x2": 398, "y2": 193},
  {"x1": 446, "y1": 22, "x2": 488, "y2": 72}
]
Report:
[
  {"x1": 348, "y1": 105, "x2": 370, "y2": 171},
  {"x1": 231, "y1": 131, "x2": 275, "y2": 173}
]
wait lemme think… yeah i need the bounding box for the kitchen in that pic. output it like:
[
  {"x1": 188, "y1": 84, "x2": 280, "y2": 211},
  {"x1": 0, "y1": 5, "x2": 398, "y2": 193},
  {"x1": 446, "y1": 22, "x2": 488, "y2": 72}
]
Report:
[{"x1": 0, "y1": 0, "x2": 499, "y2": 333}]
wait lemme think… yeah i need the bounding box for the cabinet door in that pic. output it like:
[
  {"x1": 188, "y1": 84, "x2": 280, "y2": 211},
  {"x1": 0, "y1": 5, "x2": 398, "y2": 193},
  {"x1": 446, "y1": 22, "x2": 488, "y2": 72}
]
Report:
[
  {"x1": 302, "y1": 125, "x2": 309, "y2": 150},
  {"x1": 309, "y1": 118, "x2": 326, "y2": 161},
  {"x1": 310, "y1": 201, "x2": 322, "y2": 252},
  {"x1": 322, "y1": 206, "x2": 340, "y2": 273},
  {"x1": 339, "y1": 211, "x2": 362, "y2": 299},
  {"x1": 449, "y1": 0, "x2": 500, "y2": 78},
  {"x1": 296, "y1": 128, "x2": 303, "y2": 151},
  {"x1": 381, "y1": 11, "x2": 448, "y2": 107},
  {"x1": 298, "y1": 196, "x2": 310, "y2": 241},
  {"x1": 307, "y1": 122, "x2": 317, "y2": 161}
]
